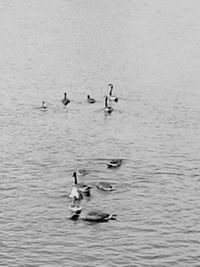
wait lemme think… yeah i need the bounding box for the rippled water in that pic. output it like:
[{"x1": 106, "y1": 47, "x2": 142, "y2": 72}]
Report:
[{"x1": 1, "y1": 0, "x2": 200, "y2": 266}]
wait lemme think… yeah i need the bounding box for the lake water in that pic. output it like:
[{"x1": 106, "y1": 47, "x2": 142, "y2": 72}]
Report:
[{"x1": 1, "y1": 0, "x2": 200, "y2": 266}]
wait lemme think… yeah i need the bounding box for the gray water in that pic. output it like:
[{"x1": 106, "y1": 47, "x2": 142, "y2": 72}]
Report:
[{"x1": 1, "y1": 0, "x2": 200, "y2": 266}]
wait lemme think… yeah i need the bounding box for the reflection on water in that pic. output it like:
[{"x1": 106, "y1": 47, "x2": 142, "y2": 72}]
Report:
[{"x1": 1, "y1": 0, "x2": 200, "y2": 266}]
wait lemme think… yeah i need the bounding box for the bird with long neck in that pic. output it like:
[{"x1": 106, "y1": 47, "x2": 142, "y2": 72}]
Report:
[
  {"x1": 108, "y1": 84, "x2": 118, "y2": 102},
  {"x1": 62, "y1": 92, "x2": 70, "y2": 105},
  {"x1": 104, "y1": 96, "x2": 113, "y2": 113},
  {"x1": 72, "y1": 171, "x2": 91, "y2": 196},
  {"x1": 73, "y1": 171, "x2": 78, "y2": 185},
  {"x1": 41, "y1": 101, "x2": 47, "y2": 109},
  {"x1": 108, "y1": 84, "x2": 113, "y2": 96}
]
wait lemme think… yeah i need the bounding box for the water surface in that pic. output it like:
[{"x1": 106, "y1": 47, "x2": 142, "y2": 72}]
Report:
[{"x1": 1, "y1": 0, "x2": 200, "y2": 266}]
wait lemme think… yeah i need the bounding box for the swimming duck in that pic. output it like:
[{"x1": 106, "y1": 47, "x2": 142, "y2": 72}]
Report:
[
  {"x1": 108, "y1": 84, "x2": 118, "y2": 102},
  {"x1": 62, "y1": 92, "x2": 70, "y2": 106},
  {"x1": 96, "y1": 182, "x2": 116, "y2": 191},
  {"x1": 69, "y1": 209, "x2": 117, "y2": 222},
  {"x1": 104, "y1": 96, "x2": 113, "y2": 114},
  {"x1": 107, "y1": 159, "x2": 122, "y2": 168},
  {"x1": 87, "y1": 95, "x2": 96, "y2": 104},
  {"x1": 73, "y1": 171, "x2": 91, "y2": 196},
  {"x1": 41, "y1": 101, "x2": 47, "y2": 110}
]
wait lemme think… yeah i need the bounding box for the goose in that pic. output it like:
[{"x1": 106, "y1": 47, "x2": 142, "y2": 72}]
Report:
[
  {"x1": 41, "y1": 101, "x2": 47, "y2": 110},
  {"x1": 87, "y1": 95, "x2": 96, "y2": 104},
  {"x1": 77, "y1": 169, "x2": 88, "y2": 176},
  {"x1": 107, "y1": 159, "x2": 122, "y2": 168},
  {"x1": 96, "y1": 182, "x2": 116, "y2": 191},
  {"x1": 104, "y1": 96, "x2": 113, "y2": 114},
  {"x1": 108, "y1": 84, "x2": 118, "y2": 102},
  {"x1": 62, "y1": 92, "x2": 70, "y2": 106},
  {"x1": 69, "y1": 209, "x2": 117, "y2": 222},
  {"x1": 73, "y1": 171, "x2": 91, "y2": 196},
  {"x1": 69, "y1": 185, "x2": 83, "y2": 200},
  {"x1": 69, "y1": 197, "x2": 83, "y2": 213}
]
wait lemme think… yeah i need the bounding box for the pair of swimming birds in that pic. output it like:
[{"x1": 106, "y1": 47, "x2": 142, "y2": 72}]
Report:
[
  {"x1": 68, "y1": 172, "x2": 117, "y2": 222},
  {"x1": 69, "y1": 171, "x2": 116, "y2": 200}
]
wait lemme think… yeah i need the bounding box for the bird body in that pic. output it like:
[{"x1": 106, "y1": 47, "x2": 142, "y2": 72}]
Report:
[
  {"x1": 41, "y1": 101, "x2": 47, "y2": 110},
  {"x1": 84, "y1": 210, "x2": 117, "y2": 222},
  {"x1": 107, "y1": 159, "x2": 122, "y2": 168},
  {"x1": 62, "y1": 92, "x2": 70, "y2": 106},
  {"x1": 69, "y1": 197, "x2": 83, "y2": 213},
  {"x1": 104, "y1": 96, "x2": 113, "y2": 113},
  {"x1": 69, "y1": 186, "x2": 83, "y2": 200},
  {"x1": 108, "y1": 84, "x2": 118, "y2": 102},
  {"x1": 96, "y1": 182, "x2": 115, "y2": 191},
  {"x1": 69, "y1": 210, "x2": 117, "y2": 222},
  {"x1": 73, "y1": 172, "x2": 91, "y2": 196},
  {"x1": 87, "y1": 95, "x2": 96, "y2": 104}
]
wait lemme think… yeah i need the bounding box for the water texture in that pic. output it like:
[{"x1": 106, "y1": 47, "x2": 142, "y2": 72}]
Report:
[{"x1": 1, "y1": 0, "x2": 200, "y2": 266}]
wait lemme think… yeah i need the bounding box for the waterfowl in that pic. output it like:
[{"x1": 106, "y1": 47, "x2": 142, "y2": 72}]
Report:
[
  {"x1": 77, "y1": 169, "x2": 88, "y2": 176},
  {"x1": 107, "y1": 159, "x2": 122, "y2": 168},
  {"x1": 62, "y1": 92, "x2": 70, "y2": 106},
  {"x1": 73, "y1": 171, "x2": 91, "y2": 196},
  {"x1": 108, "y1": 84, "x2": 118, "y2": 102},
  {"x1": 69, "y1": 186, "x2": 83, "y2": 200},
  {"x1": 41, "y1": 101, "x2": 47, "y2": 110},
  {"x1": 69, "y1": 210, "x2": 117, "y2": 222},
  {"x1": 69, "y1": 197, "x2": 83, "y2": 213},
  {"x1": 104, "y1": 96, "x2": 113, "y2": 114},
  {"x1": 87, "y1": 95, "x2": 96, "y2": 104},
  {"x1": 96, "y1": 182, "x2": 116, "y2": 191}
]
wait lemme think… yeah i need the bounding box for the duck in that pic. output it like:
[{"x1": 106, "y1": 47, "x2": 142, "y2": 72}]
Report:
[
  {"x1": 41, "y1": 101, "x2": 47, "y2": 110},
  {"x1": 87, "y1": 95, "x2": 96, "y2": 104},
  {"x1": 96, "y1": 182, "x2": 116, "y2": 191},
  {"x1": 108, "y1": 84, "x2": 118, "y2": 102},
  {"x1": 69, "y1": 209, "x2": 117, "y2": 222},
  {"x1": 104, "y1": 96, "x2": 113, "y2": 114},
  {"x1": 62, "y1": 92, "x2": 70, "y2": 106},
  {"x1": 69, "y1": 197, "x2": 83, "y2": 214},
  {"x1": 72, "y1": 171, "x2": 91, "y2": 196},
  {"x1": 107, "y1": 159, "x2": 122, "y2": 168}
]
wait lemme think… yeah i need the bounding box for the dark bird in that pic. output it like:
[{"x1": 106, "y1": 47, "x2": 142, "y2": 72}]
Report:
[
  {"x1": 104, "y1": 96, "x2": 113, "y2": 114},
  {"x1": 87, "y1": 95, "x2": 96, "y2": 104},
  {"x1": 62, "y1": 92, "x2": 70, "y2": 106},
  {"x1": 69, "y1": 209, "x2": 117, "y2": 222},
  {"x1": 108, "y1": 84, "x2": 118, "y2": 102},
  {"x1": 107, "y1": 159, "x2": 122, "y2": 168}
]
